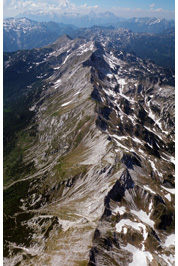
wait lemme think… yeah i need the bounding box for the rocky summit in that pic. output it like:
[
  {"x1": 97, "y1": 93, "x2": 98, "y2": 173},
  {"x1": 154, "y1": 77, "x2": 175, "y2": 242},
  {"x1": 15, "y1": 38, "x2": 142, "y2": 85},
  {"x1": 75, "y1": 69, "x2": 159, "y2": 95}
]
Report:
[{"x1": 3, "y1": 34, "x2": 175, "y2": 266}]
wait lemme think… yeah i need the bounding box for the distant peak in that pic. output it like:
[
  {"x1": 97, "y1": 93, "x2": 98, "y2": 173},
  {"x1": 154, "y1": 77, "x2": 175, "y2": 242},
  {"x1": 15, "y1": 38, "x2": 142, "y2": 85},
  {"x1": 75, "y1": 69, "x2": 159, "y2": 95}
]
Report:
[
  {"x1": 54, "y1": 34, "x2": 73, "y2": 43},
  {"x1": 61, "y1": 34, "x2": 73, "y2": 40},
  {"x1": 49, "y1": 34, "x2": 73, "y2": 49},
  {"x1": 88, "y1": 10, "x2": 96, "y2": 17}
]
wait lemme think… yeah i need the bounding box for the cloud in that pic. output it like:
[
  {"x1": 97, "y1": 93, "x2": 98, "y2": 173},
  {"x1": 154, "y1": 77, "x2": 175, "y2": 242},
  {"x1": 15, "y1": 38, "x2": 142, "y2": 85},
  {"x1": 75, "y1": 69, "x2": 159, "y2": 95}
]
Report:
[
  {"x1": 112, "y1": 6, "x2": 175, "y2": 20},
  {"x1": 57, "y1": 0, "x2": 70, "y2": 7},
  {"x1": 6, "y1": 0, "x2": 100, "y2": 15},
  {"x1": 80, "y1": 3, "x2": 99, "y2": 9},
  {"x1": 8, "y1": 0, "x2": 72, "y2": 11},
  {"x1": 80, "y1": 3, "x2": 87, "y2": 8},
  {"x1": 154, "y1": 8, "x2": 164, "y2": 12},
  {"x1": 150, "y1": 3, "x2": 155, "y2": 9}
]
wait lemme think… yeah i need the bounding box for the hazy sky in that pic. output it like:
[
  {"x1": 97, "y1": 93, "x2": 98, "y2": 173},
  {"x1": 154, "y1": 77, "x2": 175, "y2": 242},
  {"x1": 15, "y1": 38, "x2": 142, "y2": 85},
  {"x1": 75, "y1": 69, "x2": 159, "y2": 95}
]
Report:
[{"x1": 3, "y1": 0, "x2": 175, "y2": 19}]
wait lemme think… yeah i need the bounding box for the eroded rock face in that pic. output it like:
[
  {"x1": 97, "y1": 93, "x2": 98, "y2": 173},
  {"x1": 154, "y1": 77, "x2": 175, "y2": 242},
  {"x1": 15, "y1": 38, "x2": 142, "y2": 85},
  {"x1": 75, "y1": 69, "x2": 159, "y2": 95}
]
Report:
[{"x1": 3, "y1": 34, "x2": 174, "y2": 266}]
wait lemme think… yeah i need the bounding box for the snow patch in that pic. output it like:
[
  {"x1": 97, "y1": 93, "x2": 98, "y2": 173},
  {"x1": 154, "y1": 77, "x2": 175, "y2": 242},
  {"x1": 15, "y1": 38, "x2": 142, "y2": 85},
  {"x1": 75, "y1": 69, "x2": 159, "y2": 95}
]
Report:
[
  {"x1": 164, "y1": 234, "x2": 175, "y2": 248},
  {"x1": 113, "y1": 206, "x2": 126, "y2": 215},
  {"x1": 54, "y1": 78, "x2": 61, "y2": 85},
  {"x1": 73, "y1": 90, "x2": 81, "y2": 96},
  {"x1": 165, "y1": 193, "x2": 171, "y2": 202},
  {"x1": 114, "y1": 140, "x2": 130, "y2": 152},
  {"x1": 161, "y1": 153, "x2": 175, "y2": 165},
  {"x1": 143, "y1": 185, "x2": 156, "y2": 195},
  {"x1": 103, "y1": 87, "x2": 117, "y2": 98},
  {"x1": 161, "y1": 186, "x2": 175, "y2": 195},
  {"x1": 77, "y1": 42, "x2": 95, "y2": 56},
  {"x1": 61, "y1": 100, "x2": 73, "y2": 107},
  {"x1": 131, "y1": 209, "x2": 154, "y2": 228},
  {"x1": 62, "y1": 54, "x2": 70, "y2": 65},
  {"x1": 103, "y1": 54, "x2": 117, "y2": 70},
  {"x1": 29, "y1": 105, "x2": 36, "y2": 111},
  {"x1": 116, "y1": 219, "x2": 148, "y2": 241},
  {"x1": 132, "y1": 136, "x2": 143, "y2": 145},
  {"x1": 53, "y1": 66, "x2": 61, "y2": 70},
  {"x1": 112, "y1": 134, "x2": 128, "y2": 141},
  {"x1": 149, "y1": 160, "x2": 163, "y2": 178},
  {"x1": 122, "y1": 243, "x2": 153, "y2": 265},
  {"x1": 107, "y1": 73, "x2": 113, "y2": 79},
  {"x1": 149, "y1": 160, "x2": 157, "y2": 172}
]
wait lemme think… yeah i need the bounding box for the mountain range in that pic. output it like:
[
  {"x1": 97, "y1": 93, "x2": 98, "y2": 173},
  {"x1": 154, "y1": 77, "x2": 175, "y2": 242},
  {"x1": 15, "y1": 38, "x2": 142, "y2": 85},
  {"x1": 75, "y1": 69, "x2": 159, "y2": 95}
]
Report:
[
  {"x1": 15, "y1": 11, "x2": 175, "y2": 33},
  {"x1": 3, "y1": 18, "x2": 175, "y2": 70},
  {"x1": 114, "y1": 16, "x2": 175, "y2": 33},
  {"x1": 4, "y1": 33, "x2": 175, "y2": 265},
  {"x1": 3, "y1": 18, "x2": 77, "y2": 52},
  {"x1": 71, "y1": 26, "x2": 175, "y2": 70},
  {"x1": 16, "y1": 10, "x2": 124, "y2": 28}
]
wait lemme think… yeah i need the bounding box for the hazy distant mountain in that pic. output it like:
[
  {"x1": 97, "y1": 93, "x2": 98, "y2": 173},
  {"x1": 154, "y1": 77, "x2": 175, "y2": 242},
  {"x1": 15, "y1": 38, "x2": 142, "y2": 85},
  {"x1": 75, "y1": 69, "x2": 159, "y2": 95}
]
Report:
[
  {"x1": 16, "y1": 10, "x2": 124, "y2": 28},
  {"x1": 115, "y1": 17, "x2": 175, "y2": 33},
  {"x1": 3, "y1": 18, "x2": 77, "y2": 52},
  {"x1": 16, "y1": 11, "x2": 174, "y2": 33}
]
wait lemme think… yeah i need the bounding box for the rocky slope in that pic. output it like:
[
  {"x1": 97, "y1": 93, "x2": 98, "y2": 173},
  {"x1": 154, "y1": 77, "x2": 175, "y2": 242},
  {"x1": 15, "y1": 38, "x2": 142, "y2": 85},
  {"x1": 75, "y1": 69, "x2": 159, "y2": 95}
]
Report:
[{"x1": 3, "y1": 34, "x2": 175, "y2": 266}]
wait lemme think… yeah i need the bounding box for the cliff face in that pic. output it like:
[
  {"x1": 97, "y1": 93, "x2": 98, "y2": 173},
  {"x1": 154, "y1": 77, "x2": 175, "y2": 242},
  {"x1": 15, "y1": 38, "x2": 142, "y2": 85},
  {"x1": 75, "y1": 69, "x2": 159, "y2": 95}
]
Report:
[{"x1": 3, "y1": 34, "x2": 175, "y2": 266}]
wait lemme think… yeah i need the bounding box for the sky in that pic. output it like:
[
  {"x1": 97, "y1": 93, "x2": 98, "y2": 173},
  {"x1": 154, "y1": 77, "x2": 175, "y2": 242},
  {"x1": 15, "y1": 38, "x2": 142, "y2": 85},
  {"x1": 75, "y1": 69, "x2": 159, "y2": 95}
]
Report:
[{"x1": 3, "y1": 0, "x2": 175, "y2": 20}]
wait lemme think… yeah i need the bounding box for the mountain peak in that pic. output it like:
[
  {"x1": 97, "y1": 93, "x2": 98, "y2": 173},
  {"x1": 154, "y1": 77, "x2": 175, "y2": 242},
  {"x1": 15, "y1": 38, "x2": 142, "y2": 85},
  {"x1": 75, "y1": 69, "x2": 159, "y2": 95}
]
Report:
[{"x1": 48, "y1": 34, "x2": 73, "y2": 49}]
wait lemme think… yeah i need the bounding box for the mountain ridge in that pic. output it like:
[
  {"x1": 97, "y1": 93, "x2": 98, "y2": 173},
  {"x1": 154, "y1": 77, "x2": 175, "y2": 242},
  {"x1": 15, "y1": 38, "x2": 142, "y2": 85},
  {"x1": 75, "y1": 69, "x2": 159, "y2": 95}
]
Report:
[{"x1": 3, "y1": 34, "x2": 175, "y2": 265}]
